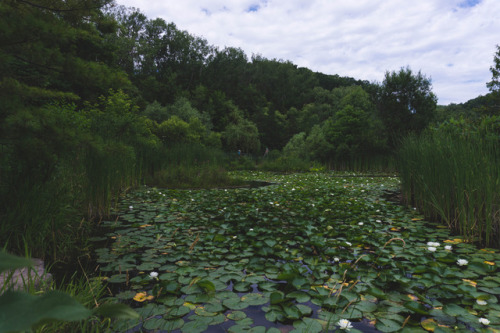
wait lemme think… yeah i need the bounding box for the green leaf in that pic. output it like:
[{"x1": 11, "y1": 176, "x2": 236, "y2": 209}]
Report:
[
  {"x1": 376, "y1": 318, "x2": 402, "y2": 332},
  {"x1": 270, "y1": 291, "x2": 285, "y2": 305},
  {"x1": 0, "y1": 252, "x2": 32, "y2": 273},
  {"x1": 227, "y1": 311, "x2": 247, "y2": 321},
  {"x1": 292, "y1": 317, "x2": 323, "y2": 333},
  {"x1": 196, "y1": 280, "x2": 216, "y2": 293},
  {"x1": 0, "y1": 291, "x2": 91, "y2": 333},
  {"x1": 93, "y1": 303, "x2": 139, "y2": 319},
  {"x1": 404, "y1": 301, "x2": 429, "y2": 315}
]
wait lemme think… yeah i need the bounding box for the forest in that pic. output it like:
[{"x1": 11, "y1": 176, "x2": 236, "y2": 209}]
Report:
[{"x1": 1, "y1": 0, "x2": 500, "y2": 332}]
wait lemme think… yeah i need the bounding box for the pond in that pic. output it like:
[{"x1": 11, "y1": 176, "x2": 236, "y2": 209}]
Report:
[{"x1": 92, "y1": 171, "x2": 500, "y2": 332}]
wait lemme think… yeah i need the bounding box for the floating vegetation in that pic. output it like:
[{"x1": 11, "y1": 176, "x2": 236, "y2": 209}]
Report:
[{"x1": 93, "y1": 172, "x2": 500, "y2": 332}]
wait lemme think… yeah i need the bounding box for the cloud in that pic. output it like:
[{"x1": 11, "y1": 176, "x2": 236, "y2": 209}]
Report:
[{"x1": 115, "y1": 0, "x2": 500, "y2": 104}]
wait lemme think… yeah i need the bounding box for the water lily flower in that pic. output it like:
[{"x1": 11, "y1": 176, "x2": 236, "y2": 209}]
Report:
[
  {"x1": 333, "y1": 257, "x2": 340, "y2": 262},
  {"x1": 445, "y1": 245, "x2": 453, "y2": 250},
  {"x1": 476, "y1": 299, "x2": 487, "y2": 305},
  {"x1": 457, "y1": 259, "x2": 468, "y2": 266},
  {"x1": 149, "y1": 272, "x2": 158, "y2": 279},
  {"x1": 376, "y1": 219, "x2": 382, "y2": 223},
  {"x1": 345, "y1": 241, "x2": 352, "y2": 246},
  {"x1": 427, "y1": 247, "x2": 437, "y2": 252},
  {"x1": 358, "y1": 222, "x2": 364, "y2": 226},
  {"x1": 427, "y1": 242, "x2": 440, "y2": 247},
  {"x1": 338, "y1": 319, "x2": 353, "y2": 330},
  {"x1": 233, "y1": 236, "x2": 237, "y2": 239},
  {"x1": 129, "y1": 205, "x2": 133, "y2": 210},
  {"x1": 249, "y1": 228, "x2": 254, "y2": 231},
  {"x1": 479, "y1": 318, "x2": 490, "y2": 325}
]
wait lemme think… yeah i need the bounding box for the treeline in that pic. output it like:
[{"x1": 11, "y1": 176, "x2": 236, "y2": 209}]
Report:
[{"x1": 1, "y1": 0, "x2": 500, "y2": 257}]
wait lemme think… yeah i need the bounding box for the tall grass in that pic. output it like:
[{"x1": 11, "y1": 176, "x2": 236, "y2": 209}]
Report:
[
  {"x1": 146, "y1": 143, "x2": 245, "y2": 188},
  {"x1": 398, "y1": 130, "x2": 500, "y2": 247}
]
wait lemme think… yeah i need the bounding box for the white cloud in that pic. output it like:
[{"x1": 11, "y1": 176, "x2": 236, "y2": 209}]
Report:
[{"x1": 115, "y1": 0, "x2": 500, "y2": 104}]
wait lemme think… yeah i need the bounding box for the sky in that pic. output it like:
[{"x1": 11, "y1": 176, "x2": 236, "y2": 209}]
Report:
[{"x1": 115, "y1": 0, "x2": 500, "y2": 105}]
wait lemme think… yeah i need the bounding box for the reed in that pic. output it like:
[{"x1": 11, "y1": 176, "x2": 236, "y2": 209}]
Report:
[
  {"x1": 146, "y1": 143, "x2": 243, "y2": 188},
  {"x1": 398, "y1": 130, "x2": 500, "y2": 247}
]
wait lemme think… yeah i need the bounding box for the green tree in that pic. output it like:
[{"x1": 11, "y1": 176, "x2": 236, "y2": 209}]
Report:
[
  {"x1": 487, "y1": 44, "x2": 500, "y2": 92},
  {"x1": 378, "y1": 67, "x2": 437, "y2": 146},
  {"x1": 222, "y1": 118, "x2": 261, "y2": 154}
]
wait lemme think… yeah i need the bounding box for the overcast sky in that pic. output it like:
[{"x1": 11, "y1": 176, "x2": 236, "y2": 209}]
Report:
[{"x1": 115, "y1": 0, "x2": 499, "y2": 105}]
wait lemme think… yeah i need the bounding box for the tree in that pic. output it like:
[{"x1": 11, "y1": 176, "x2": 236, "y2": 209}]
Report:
[
  {"x1": 487, "y1": 44, "x2": 500, "y2": 92},
  {"x1": 378, "y1": 67, "x2": 437, "y2": 146}
]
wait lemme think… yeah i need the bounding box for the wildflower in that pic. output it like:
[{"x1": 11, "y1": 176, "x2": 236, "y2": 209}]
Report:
[
  {"x1": 337, "y1": 319, "x2": 353, "y2": 330},
  {"x1": 457, "y1": 259, "x2": 468, "y2": 266},
  {"x1": 445, "y1": 245, "x2": 452, "y2": 251},
  {"x1": 479, "y1": 318, "x2": 490, "y2": 325},
  {"x1": 149, "y1": 272, "x2": 158, "y2": 279},
  {"x1": 427, "y1": 242, "x2": 440, "y2": 247},
  {"x1": 476, "y1": 299, "x2": 487, "y2": 306},
  {"x1": 428, "y1": 247, "x2": 437, "y2": 252}
]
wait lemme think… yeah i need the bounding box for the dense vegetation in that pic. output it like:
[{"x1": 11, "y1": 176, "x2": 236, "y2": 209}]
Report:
[{"x1": 1, "y1": 0, "x2": 500, "y2": 330}]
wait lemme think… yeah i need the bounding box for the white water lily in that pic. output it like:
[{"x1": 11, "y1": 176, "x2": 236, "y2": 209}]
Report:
[
  {"x1": 149, "y1": 271, "x2": 158, "y2": 279},
  {"x1": 333, "y1": 257, "x2": 340, "y2": 262},
  {"x1": 129, "y1": 205, "x2": 133, "y2": 210},
  {"x1": 428, "y1": 247, "x2": 437, "y2": 252},
  {"x1": 233, "y1": 236, "x2": 237, "y2": 239},
  {"x1": 479, "y1": 318, "x2": 490, "y2": 325},
  {"x1": 358, "y1": 222, "x2": 364, "y2": 226},
  {"x1": 345, "y1": 241, "x2": 352, "y2": 246},
  {"x1": 338, "y1": 319, "x2": 353, "y2": 330},
  {"x1": 376, "y1": 219, "x2": 382, "y2": 223},
  {"x1": 445, "y1": 245, "x2": 453, "y2": 250},
  {"x1": 427, "y1": 242, "x2": 440, "y2": 247},
  {"x1": 457, "y1": 259, "x2": 468, "y2": 266},
  {"x1": 249, "y1": 228, "x2": 254, "y2": 231},
  {"x1": 476, "y1": 299, "x2": 487, "y2": 305}
]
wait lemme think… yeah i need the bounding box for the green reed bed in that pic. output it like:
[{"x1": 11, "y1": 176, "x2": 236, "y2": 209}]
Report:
[
  {"x1": 398, "y1": 132, "x2": 500, "y2": 248},
  {"x1": 147, "y1": 144, "x2": 244, "y2": 189}
]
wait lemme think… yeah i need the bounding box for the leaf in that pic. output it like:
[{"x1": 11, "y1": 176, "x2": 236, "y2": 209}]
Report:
[
  {"x1": 287, "y1": 291, "x2": 311, "y2": 303},
  {"x1": 421, "y1": 318, "x2": 437, "y2": 331},
  {"x1": 0, "y1": 290, "x2": 91, "y2": 333},
  {"x1": 197, "y1": 280, "x2": 216, "y2": 293},
  {"x1": 227, "y1": 311, "x2": 247, "y2": 321},
  {"x1": 404, "y1": 301, "x2": 430, "y2": 315},
  {"x1": 93, "y1": 303, "x2": 139, "y2": 320},
  {"x1": 375, "y1": 318, "x2": 401, "y2": 332},
  {"x1": 181, "y1": 320, "x2": 208, "y2": 333},
  {"x1": 442, "y1": 304, "x2": 470, "y2": 317},
  {"x1": 0, "y1": 252, "x2": 32, "y2": 273},
  {"x1": 270, "y1": 291, "x2": 285, "y2": 305},
  {"x1": 292, "y1": 317, "x2": 323, "y2": 333}
]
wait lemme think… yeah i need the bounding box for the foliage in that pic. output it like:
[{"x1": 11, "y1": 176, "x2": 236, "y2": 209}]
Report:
[
  {"x1": 398, "y1": 119, "x2": 500, "y2": 247},
  {"x1": 487, "y1": 44, "x2": 500, "y2": 92},
  {"x1": 222, "y1": 118, "x2": 261, "y2": 154},
  {"x1": 0, "y1": 251, "x2": 138, "y2": 333},
  {"x1": 378, "y1": 67, "x2": 437, "y2": 147},
  {"x1": 93, "y1": 172, "x2": 500, "y2": 332}
]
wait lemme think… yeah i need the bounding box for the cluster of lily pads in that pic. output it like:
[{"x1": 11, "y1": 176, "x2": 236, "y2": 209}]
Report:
[{"x1": 93, "y1": 172, "x2": 500, "y2": 332}]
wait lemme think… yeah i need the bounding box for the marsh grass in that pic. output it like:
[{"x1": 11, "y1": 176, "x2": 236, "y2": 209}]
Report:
[
  {"x1": 147, "y1": 143, "x2": 245, "y2": 188},
  {"x1": 398, "y1": 131, "x2": 500, "y2": 247}
]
